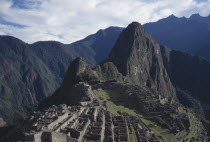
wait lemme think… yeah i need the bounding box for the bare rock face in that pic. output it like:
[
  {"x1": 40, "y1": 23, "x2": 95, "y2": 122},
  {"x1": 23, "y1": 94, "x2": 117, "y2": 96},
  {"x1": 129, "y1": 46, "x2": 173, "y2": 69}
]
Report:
[
  {"x1": 0, "y1": 117, "x2": 6, "y2": 127},
  {"x1": 109, "y1": 22, "x2": 175, "y2": 99},
  {"x1": 61, "y1": 57, "x2": 98, "y2": 91},
  {"x1": 95, "y1": 62, "x2": 123, "y2": 82},
  {"x1": 42, "y1": 57, "x2": 99, "y2": 106}
]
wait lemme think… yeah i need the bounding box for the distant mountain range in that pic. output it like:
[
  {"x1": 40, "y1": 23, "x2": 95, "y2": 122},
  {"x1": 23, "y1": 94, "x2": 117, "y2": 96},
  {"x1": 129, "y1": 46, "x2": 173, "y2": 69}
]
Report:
[
  {"x1": 0, "y1": 13, "x2": 210, "y2": 125},
  {"x1": 144, "y1": 14, "x2": 210, "y2": 60}
]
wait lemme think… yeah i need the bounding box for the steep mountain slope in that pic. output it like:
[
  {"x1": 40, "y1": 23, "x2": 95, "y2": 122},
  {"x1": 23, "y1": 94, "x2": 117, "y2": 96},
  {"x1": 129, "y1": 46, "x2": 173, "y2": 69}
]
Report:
[
  {"x1": 144, "y1": 14, "x2": 210, "y2": 60},
  {"x1": 30, "y1": 26, "x2": 123, "y2": 79},
  {"x1": 109, "y1": 22, "x2": 175, "y2": 98},
  {"x1": 160, "y1": 46, "x2": 210, "y2": 119},
  {"x1": 0, "y1": 36, "x2": 58, "y2": 124},
  {"x1": 30, "y1": 41, "x2": 76, "y2": 81},
  {"x1": 70, "y1": 26, "x2": 123, "y2": 64}
]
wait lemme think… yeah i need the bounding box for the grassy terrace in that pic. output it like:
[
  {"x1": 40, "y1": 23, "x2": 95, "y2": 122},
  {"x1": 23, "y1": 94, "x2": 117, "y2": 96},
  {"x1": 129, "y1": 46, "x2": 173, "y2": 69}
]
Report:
[
  {"x1": 92, "y1": 88, "x2": 180, "y2": 142},
  {"x1": 141, "y1": 118, "x2": 178, "y2": 142},
  {"x1": 93, "y1": 88, "x2": 140, "y2": 117},
  {"x1": 177, "y1": 106, "x2": 205, "y2": 142},
  {"x1": 129, "y1": 127, "x2": 138, "y2": 142}
]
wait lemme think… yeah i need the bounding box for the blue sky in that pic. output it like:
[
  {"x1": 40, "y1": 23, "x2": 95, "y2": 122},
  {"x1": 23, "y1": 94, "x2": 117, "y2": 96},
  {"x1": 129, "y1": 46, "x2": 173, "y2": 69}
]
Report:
[{"x1": 0, "y1": 0, "x2": 210, "y2": 43}]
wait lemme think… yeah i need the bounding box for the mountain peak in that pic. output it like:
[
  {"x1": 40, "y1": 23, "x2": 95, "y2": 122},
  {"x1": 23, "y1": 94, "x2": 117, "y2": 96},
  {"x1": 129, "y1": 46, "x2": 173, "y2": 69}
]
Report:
[
  {"x1": 65, "y1": 57, "x2": 87, "y2": 76},
  {"x1": 126, "y1": 21, "x2": 145, "y2": 35},
  {"x1": 108, "y1": 22, "x2": 175, "y2": 98},
  {"x1": 190, "y1": 13, "x2": 201, "y2": 19},
  {"x1": 62, "y1": 57, "x2": 88, "y2": 89},
  {"x1": 73, "y1": 57, "x2": 85, "y2": 64},
  {"x1": 128, "y1": 21, "x2": 141, "y2": 28},
  {"x1": 166, "y1": 14, "x2": 179, "y2": 20},
  {"x1": 155, "y1": 14, "x2": 183, "y2": 24},
  {"x1": 109, "y1": 21, "x2": 148, "y2": 75},
  {"x1": 61, "y1": 56, "x2": 100, "y2": 94},
  {"x1": 168, "y1": 14, "x2": 177, "y2": 18}
]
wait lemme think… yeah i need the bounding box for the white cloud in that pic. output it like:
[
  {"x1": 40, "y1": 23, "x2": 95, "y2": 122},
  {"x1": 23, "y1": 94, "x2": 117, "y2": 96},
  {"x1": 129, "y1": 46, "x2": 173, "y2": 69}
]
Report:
[{"x1": 0, "y1": 0, "x2": 210, "y2": 43}]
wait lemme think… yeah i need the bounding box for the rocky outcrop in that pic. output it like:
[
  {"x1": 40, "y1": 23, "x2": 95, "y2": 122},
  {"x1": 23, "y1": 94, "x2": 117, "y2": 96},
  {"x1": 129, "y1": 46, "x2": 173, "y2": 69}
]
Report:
[
  {"x1": 0, "y1": 118, "x2": 6, "y2": 127},
  {"x1": 109, "y1": 22, "x2": 175, "y2": 99}
]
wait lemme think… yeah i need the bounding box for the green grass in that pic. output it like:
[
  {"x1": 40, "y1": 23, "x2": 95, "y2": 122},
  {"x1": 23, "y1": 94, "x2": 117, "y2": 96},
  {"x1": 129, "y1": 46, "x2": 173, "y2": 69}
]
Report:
[
  {"x1": 93, "y1": 88, "x2": 141, "y2": 117},
  {"x1": 177, "y1": 106, "x2": 207, "y2": 142},
  {"x1": 84, "y1": 140, "x2": 95, "y2": 142},
  {"x1": 129, "y1": 127, "x2": 138, "y2": 142},
  {"x1": 141, "y1": 118, "x2": 177, "y2": 142},
  {"x1": 141, "y1": 118, "x2": 155, "y2": 125}
]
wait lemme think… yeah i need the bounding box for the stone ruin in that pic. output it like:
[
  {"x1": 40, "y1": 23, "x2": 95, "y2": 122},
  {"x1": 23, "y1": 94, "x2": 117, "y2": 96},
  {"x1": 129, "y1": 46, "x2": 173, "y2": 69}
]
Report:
[
  {"x1": 21, "y1": 101, "x2": 163, "y2": 142},
  {"x1": 20, "y1": 82, "x2": 191, "y2": 142}
]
